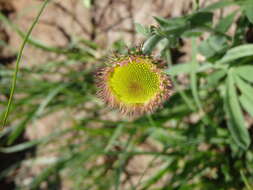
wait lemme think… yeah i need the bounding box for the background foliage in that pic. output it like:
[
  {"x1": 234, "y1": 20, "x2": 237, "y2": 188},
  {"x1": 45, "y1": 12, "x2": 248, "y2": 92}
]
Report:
[{"x1": 1, "y1": 0, "x2": 253, "y2": 189}]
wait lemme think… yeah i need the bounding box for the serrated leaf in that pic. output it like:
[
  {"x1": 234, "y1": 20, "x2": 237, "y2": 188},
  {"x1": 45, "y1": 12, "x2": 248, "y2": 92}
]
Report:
[
  {"x1": 224, "y1": 70, "x2": 250, "y2": 150},
  {"x1": 218, "y1": 44, "x2": 253, "y2": 64},
  {"x1": 235, "y1": 65, "x2": 253, "y2": 83}
]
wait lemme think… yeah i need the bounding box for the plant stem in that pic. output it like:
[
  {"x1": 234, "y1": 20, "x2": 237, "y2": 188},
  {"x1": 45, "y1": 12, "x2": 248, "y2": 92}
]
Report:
[{"x1": 1, "y1": 0, "x2": 51, "y2": 129}]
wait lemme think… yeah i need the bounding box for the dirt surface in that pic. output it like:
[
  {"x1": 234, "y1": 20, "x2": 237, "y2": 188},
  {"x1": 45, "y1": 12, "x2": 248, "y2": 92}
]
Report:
[{"x1": 2, "y1": 0, "x2": 225, "y2": 67}]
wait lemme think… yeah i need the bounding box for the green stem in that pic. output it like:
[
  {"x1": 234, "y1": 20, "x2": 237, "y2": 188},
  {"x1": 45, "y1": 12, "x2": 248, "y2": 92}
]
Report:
[
  {"x1": 165, "y1": 47, "x2": 196, "y2": 111},
  {"x1": 1, "y1": 0, "x2": 51, "y2": 129},
  {"x1": 105, "y1": 124, "x2": 124, "y2": 152},
  {"x1": 190, "y1": 37, "x2": 202, "y2": 111}
]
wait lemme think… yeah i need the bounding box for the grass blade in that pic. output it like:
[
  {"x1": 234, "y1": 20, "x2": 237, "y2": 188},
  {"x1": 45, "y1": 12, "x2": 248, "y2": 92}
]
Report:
[{"x1": 1, "y1": 0, "x2": 51, "y2": 129}]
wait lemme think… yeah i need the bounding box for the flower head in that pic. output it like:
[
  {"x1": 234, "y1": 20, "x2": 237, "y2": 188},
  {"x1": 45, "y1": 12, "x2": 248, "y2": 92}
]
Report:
[{"x1": 96, "y1": 53, "x2": 173, "y2": 116}]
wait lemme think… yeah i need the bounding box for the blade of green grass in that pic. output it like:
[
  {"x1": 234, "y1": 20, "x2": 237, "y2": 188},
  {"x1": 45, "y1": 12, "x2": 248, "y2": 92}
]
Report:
[
  {"x1": 240, "y1": 170, "x2": 253, "y2": 190},
  {"x1": 115, "y1": 131, "x2": 135, "y2": 190},
  {"x1": 1, "y1": 0, "x2": 51, "y2": 129},
  {"x1": 1, "y1": 128, "x2": 71, "y2": 153},
  {"x1": 105, "y1": 124, "x2": 124, "y2": 152},
  {"x1": 140, "y1": 160, "x2": 173, "y2": 190},
  {"x1": 163, "y1": 48, "x2": 196, "y2": 111},
  {"x1": 33, "y1": 84, "x2": 67, "y2": 119},
  {"x1": 0, "y1": 12, "x2": 66, "y2": 54}
]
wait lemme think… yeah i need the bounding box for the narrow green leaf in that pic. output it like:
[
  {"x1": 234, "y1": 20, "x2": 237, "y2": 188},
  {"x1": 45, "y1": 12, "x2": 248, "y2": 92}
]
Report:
[
  {"x1": 154, "y1": 16, "x2": 186, "y2": 29},
  {"x1": 218, "y1": 44, "x2": 253, "y2": 64},
  {"x1": 235, "y1": 75, "x2": 253, "y2": 116},
  {"x1": 33, "y1": 84, "x2": 66, "y2": 119},
  {"x1": 235, "y1": 75, "x2": 253, "y2": 100},
  {"x1": 190, "y1": 38, "x2": 202, "y2": 110},
  {"x1": 0, "y1": 12, "x2": 66, "y2": 54},
  {"x1": 29, "y1": 157, "x2": 70, "y2": 190},
  {"x1": 7, "y1": 110, "x2": 36, "y2": 145},
  {"x1": 1, "y1": 128, "x2": 71, "y2": 153},
  {"x1": 201, "y1": 0, "x2": 235, "y2": 11},
  {"x1": 1, "y1": 0, "x2": 51, "y2": 129},
  {"x1": 154, "y1": 16, "x2": 189, "y2": 39},
  {"x1": 225, "y1": 70, "x2": 250, "y2": 150},
  {"x1": 149, "y1": 128, "x2": 186, "y2": 146},
  {"x1": 240, "y1": 170, "x2": 253, "y2": 190},
  {"x1": 105, "y1": 124, "x2": 124, "y2": 152},
  {"x1": 207, "y1": 69, "x2": 227, "y2": 87},
  {"x1": 0, "y1": 140, "x2": 40, "y2": 153},
  {"x1": 187, "y1": 12, "x2": 213, "y2": 27},
  {"x1": 163, "y1": 48, "x2": 196, "y2": 111},
  {"x1": 141, "y1": 161, "x2": 173, "y2": 190},
  {"x1": 114, "y1": 132, "x2": 134, "y2": 190},
  {"x1": 239, "y1": 95, "x2": 253, "y2": 117},
  {"x1": 243, "y1": 0, "x2": 253, "y2": 23},
  {"x1": 215, "y1": 11, "x2": 237, "y2": 33},
  {"x1": 165, "y1": 62, "x2": 213, "y2": 76}
]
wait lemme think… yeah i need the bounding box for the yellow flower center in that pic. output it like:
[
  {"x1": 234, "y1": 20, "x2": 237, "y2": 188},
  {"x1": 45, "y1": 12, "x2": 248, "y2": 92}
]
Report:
[{"x1": 108, "y1": 58, "x2": 161, "y2": 104}]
